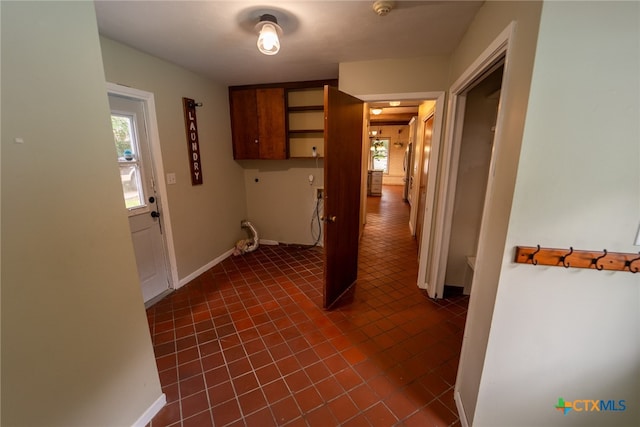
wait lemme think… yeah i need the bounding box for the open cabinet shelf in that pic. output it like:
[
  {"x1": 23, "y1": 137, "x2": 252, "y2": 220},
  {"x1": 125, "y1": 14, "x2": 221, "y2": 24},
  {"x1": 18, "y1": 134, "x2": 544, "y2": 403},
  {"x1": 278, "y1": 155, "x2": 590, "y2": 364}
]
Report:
[{"x1": 287, "y1": 87, "x2": 325, "y2": 158}]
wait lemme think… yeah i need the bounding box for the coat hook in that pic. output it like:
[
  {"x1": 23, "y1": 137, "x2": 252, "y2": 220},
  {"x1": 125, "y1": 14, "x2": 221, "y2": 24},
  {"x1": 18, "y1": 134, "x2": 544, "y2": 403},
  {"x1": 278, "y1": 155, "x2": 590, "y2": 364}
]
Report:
[
  {"x1": 625, "y1": 253, "x2": 640, "y2": 273},
  {"x1": 560, "y1": 247, "x2": 573, "y2": 268},
  {"x1": 592, "y1": 249, "x2": 608, "y2": 271},
  {"x1": 529, "y1": 244, "x2": 541, "y2": 265}
]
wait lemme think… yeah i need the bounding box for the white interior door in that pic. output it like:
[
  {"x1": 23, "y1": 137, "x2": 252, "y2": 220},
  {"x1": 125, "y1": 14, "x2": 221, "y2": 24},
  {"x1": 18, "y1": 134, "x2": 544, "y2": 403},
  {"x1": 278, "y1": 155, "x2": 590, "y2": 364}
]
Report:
[{"x1": 108, "y1": 94, "x2": 169, "y2": 303}]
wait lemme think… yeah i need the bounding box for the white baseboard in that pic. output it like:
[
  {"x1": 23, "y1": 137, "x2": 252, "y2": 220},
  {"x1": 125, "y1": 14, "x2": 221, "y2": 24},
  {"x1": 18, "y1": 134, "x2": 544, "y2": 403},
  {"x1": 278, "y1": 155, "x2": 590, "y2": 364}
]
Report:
[
  {"x1": 454, "y1": 390, "x2": 470, "y2": 427},
  {"x1": 132, "y1": 393, "x2": 166, "y2": 427},
  {"x1": 259, "y1": 239, "x2": 279, "y2": 246},
  {"x1": 178, "y1": 248, "x2": 234, "y2": 288}
]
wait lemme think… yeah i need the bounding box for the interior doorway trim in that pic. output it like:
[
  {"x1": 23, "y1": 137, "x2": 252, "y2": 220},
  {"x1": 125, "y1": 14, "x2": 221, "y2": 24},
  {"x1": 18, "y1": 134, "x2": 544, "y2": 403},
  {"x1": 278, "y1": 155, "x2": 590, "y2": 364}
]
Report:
[
  {"x1": 429, "y1": 22, "x2": 515, "y2": 300},
  {"x1": 414, "y1": 95, "x2": 445, "y2": 295},
  {"x1": 431, "y1": 22, "x2": 516, "y2": 427},
  {"x1": 106, "y1": 82, "x2": 179, "y2": 290}
]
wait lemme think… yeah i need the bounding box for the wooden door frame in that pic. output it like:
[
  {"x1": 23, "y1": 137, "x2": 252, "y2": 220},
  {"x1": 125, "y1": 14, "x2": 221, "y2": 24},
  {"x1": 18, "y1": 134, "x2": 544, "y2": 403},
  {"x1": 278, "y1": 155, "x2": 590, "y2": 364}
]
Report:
[
  {"x1": 107, "y1": 82, "x2": 178, "y2": 291},
  {"x1": 358, "y1": 91, "x2": 445, "y2": 293}
]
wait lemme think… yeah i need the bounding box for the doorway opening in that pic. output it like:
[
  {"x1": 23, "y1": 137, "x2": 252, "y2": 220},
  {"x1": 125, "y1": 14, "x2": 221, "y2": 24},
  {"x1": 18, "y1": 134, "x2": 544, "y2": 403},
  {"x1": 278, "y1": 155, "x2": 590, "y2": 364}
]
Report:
[
  {"x1": 359, "y1": 92, "x2": 446, "y2": 294},
  {"x1": 442, "y1": 63, "x2": 504, "y2": 296}
]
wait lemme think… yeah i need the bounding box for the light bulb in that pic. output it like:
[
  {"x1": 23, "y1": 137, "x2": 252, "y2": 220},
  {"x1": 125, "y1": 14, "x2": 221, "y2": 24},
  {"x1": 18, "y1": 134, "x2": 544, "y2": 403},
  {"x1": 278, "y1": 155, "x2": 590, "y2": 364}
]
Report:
[{"x1": 258, "y1": 23, "x2": 280, "y2": 55}]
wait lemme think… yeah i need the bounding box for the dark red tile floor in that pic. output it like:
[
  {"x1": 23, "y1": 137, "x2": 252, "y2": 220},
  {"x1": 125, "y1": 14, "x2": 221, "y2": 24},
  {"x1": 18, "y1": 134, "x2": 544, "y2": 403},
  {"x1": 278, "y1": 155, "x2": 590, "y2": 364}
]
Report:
[{"x1": 147, "y1": 185, "x2": 468, "y2": 427}]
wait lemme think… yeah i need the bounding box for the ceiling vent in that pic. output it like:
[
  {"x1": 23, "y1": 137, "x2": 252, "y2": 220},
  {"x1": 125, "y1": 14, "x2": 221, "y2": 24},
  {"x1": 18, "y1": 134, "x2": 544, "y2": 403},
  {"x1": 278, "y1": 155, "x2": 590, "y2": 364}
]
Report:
[{"x1": 372, "y1": 0, "x2": 394, "y2": 16}]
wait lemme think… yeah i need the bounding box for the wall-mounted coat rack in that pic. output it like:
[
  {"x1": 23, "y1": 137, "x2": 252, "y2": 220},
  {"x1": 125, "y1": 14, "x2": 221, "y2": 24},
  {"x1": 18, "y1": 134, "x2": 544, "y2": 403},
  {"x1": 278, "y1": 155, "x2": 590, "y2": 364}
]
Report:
[{"x1": 515, "y1": 246, "x2": 640, "y2": 273}]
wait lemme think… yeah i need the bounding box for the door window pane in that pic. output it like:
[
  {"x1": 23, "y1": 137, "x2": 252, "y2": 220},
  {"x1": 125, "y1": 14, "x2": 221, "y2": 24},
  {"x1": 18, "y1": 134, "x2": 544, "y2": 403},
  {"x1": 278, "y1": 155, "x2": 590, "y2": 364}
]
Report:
[
  {"x1": 111, "y1": 115, "x2": 145, "y2": 209},
  {"x1": 120, "y1": 164, "x2": 143, "y2": 208}
]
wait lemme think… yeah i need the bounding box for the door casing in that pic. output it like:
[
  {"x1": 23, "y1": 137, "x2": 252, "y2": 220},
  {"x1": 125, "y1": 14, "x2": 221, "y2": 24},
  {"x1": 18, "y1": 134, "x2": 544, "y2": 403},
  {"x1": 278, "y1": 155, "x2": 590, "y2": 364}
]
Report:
[
  {"x1": 106, "y1": 82, "x2": 178, "y2": 292},
  {"x1": 442, "y1": 22, "x2": 515, "y2": 427}
]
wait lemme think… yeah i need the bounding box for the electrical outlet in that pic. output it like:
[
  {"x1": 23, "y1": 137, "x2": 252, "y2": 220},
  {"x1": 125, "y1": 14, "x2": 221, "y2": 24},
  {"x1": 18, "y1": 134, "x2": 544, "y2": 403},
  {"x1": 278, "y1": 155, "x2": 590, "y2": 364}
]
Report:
[
  {"x1": 166, "y1": 173, "x2": 176, "y2": 185},
  {"x1": 315, "y1": 187, "x2": 324, "y2": 200}
]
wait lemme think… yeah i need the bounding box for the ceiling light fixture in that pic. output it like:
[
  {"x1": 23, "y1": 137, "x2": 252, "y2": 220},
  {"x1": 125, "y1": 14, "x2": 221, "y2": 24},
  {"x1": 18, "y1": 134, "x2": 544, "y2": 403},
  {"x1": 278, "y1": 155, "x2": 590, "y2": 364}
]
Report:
[
  {"x1": 371, "y1": 108, "x2": 383, "y2": 115},
  {"x1": 373, "y1": 0, "x2": 395, "y2": 16},
  {"x1": 256, "y1": 14, "x2": 282, "y2": 55},
  {"x1": 389, "y1": 101, "x2": 401, "y2": 107}
]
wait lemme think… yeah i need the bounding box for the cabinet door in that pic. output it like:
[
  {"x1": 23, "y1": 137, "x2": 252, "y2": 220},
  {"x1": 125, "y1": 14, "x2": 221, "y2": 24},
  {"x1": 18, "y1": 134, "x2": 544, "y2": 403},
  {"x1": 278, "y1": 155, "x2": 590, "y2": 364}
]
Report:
[
  {"x1": 230, "y1": 89, "x2": 260, "y2": 159},
  {"x1": 229, "y1": 88, "x2": 287, "y2": 160},
  {"x1": 256, "y1": 88, "x2": 287, "y2": 159}
]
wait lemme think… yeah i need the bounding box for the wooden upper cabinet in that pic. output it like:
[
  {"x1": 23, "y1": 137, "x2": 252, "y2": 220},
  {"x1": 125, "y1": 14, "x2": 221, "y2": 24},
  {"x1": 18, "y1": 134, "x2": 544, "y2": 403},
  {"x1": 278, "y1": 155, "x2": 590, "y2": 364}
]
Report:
[{"x1": 229, "y1": 87, "x2": 287, "y2": 160}]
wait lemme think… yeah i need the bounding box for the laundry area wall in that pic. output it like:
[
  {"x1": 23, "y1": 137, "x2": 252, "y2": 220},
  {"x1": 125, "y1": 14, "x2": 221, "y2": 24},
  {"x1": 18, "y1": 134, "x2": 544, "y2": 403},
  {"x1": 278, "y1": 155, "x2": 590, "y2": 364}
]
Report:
[
  {"x1": 100, "y1": 37, "x2": 248, "y2": 280},
  {"x1": 241, "y1": 159, "x2": 325, "y2": 246}
]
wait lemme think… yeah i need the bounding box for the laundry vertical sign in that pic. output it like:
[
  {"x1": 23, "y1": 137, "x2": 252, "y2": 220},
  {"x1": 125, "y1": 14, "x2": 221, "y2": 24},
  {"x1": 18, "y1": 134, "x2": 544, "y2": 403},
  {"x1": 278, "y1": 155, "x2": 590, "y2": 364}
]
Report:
[{"x1": 183, "y1": 97, "x2": 203, "y2": 185}]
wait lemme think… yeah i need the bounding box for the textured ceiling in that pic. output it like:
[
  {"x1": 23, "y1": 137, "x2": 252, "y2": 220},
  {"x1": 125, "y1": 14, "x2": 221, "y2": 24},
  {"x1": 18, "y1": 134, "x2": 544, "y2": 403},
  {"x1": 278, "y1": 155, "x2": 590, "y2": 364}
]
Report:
[{"x1": 95, "y1": 0, "x2": 483, "y2": 86}]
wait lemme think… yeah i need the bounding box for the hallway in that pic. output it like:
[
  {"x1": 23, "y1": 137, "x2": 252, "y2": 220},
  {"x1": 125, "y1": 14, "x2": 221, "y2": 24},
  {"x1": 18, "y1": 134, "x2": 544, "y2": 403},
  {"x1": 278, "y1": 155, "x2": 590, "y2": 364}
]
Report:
[{"x1": 147, "y1": 185, "x2": 468, "y2": 427}]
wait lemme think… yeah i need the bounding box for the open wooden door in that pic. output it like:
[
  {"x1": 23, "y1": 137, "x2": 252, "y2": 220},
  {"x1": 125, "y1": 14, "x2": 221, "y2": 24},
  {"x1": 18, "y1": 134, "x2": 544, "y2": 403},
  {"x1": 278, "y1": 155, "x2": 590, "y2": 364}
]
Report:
[{"x1": 323, "y1": 86, "x2": 364, "y2": 309}]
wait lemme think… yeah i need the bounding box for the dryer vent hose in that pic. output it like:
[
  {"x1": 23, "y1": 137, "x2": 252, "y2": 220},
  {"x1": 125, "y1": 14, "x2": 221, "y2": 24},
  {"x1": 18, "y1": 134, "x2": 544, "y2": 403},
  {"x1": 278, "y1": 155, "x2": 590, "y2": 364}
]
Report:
[{"x1": 233, "y1": 220, "x2": 259, "y2": 256}]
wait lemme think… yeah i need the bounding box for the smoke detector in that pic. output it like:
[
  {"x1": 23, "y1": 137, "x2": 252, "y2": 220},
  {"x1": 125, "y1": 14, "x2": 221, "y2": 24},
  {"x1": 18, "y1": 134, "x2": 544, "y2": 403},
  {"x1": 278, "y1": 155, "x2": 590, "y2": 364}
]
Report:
[{"x1": 373, "y1": 0, "x2": 394, "y2": 16}]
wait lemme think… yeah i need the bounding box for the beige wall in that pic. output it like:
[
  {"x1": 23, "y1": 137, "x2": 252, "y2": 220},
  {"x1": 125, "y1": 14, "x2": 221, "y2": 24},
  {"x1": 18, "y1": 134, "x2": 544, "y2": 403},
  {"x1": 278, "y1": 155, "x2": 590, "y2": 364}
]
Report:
[
  {"x1": 1, "y1": 2, "x2": 162, "y2": 425},
  {"x1": 241, "y1": 160, "x2": 325, "y2": 245},
  {"x1": 339, "y1": 56, "x2": 450, "y2": 96},
  {"x1": 473, "y1": 1, "x2": 640, "y2": 426},
  {"x1": 100, "y1": 37, "x2": 247, "y2": 280}
]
